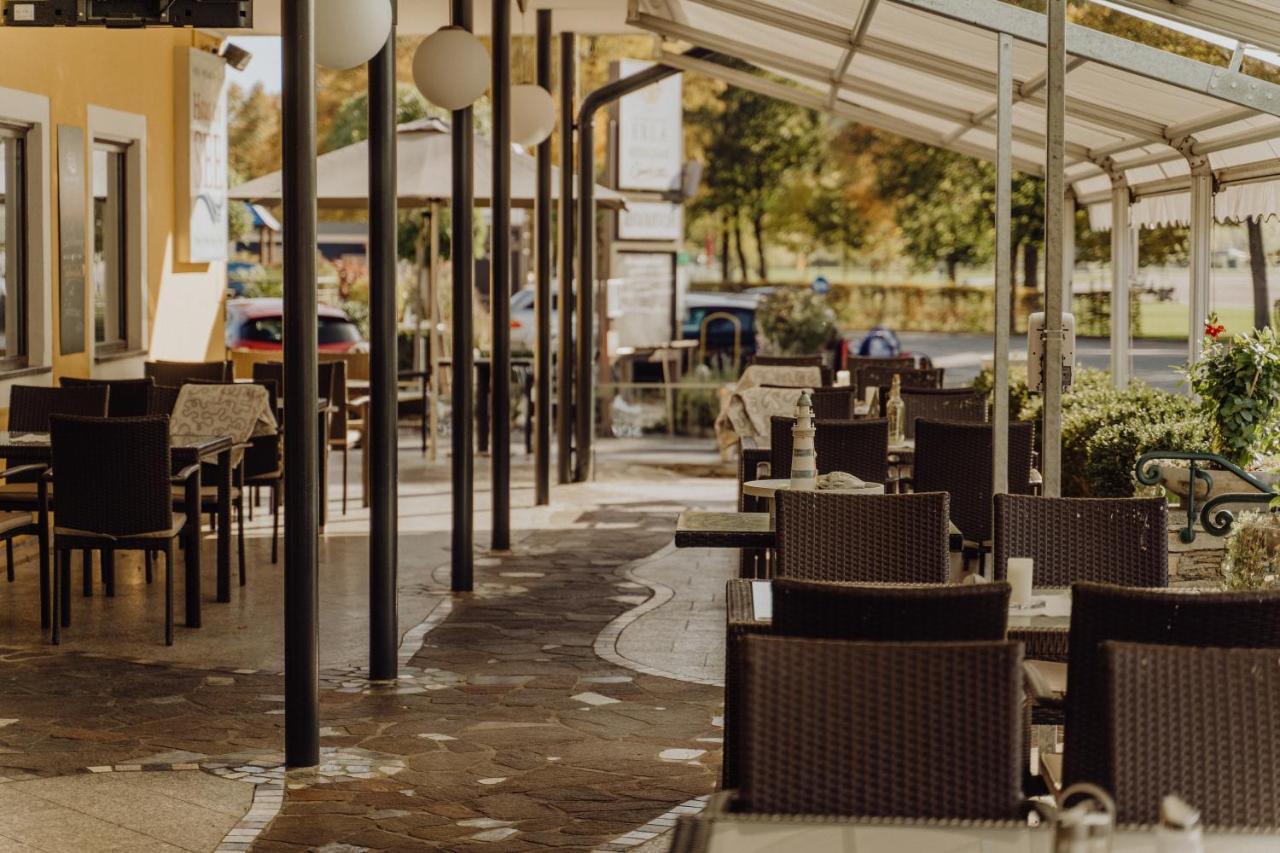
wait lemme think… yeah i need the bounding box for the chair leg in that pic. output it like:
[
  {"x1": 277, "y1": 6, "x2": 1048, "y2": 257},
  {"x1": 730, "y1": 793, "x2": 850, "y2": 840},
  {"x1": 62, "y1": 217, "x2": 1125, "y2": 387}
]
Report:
[
  {"x1": 103, "y1": 550, "x2": 115, "y2": 598},
  {"x1": 82, "y1": 550, "x2": 92, "y2": 597},
  {"x1": 51, "y1": 548, "x2": 61, "y2": 645},
  {"x1": 37, "y1": 526, "x2": 50, "y2": 631},
  {"x1": 341, "y1": 446, "x2": 348, "y2": 516},
  {"x1": 237, "y1": 499, "x2": 246, "y2": 587},
  {"x1": 163, "y1": 544, "x2": 174, "y2": 646},
  {"x1": 59, "y1": 549, "x2": 71, "y2": 628},
  {"x1": 5, "y1": 538, "x2": 13, "y2": 582},
  {"x1": 271, "y1": 485, "x2": 280, "y2": 565},
  {"x1": 145, "y1": 551, "x2": 154, "y2": 584}
]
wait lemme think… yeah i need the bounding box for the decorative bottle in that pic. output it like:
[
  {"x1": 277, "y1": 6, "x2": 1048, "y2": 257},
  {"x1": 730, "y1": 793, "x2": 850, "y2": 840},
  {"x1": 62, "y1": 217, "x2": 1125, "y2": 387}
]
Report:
[
  {"x1": 886, "y1": 374, "x2": 906, "y2": 444},
  {"x1": 789, "y1": 391, "x2": 818, "y2": 492}
]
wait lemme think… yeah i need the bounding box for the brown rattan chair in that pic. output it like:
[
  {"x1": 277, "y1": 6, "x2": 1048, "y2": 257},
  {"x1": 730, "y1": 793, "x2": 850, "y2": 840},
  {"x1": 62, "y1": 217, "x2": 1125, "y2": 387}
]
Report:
[
  {"x1": 774, "y1": 490, "x2": 950, "y2": 583},
  {"x1": 747, "y1": 354, "x2": 832, "y2": 386},
  {"x1": 899, "y1": 388, "x2": 987, "y2": 439},
  {"x1": 147, "y1": 384, "x2": 180, "y2": 416},
  {"x1": 843, "y1": 353, "x2": 913, "y2": 373},
  {"x1": 854, "y1": 365, "x2": 943, "y2": 401},
  {"x1": 1103, "y1": 641, "x2": 1280, "y2": 828},
  {"x1": 737, "y1": 442, "x2": 772, "y2": 579},
  {"x1": 242, "y1": 379, "x2": 282, "y2": 564},
  {"x1": 736, "y1": 636, "x2": 1024, "y2": 818},
  {"x1": 770, "y1": 416, "x2": 889, "y2": 485},
  {"x1": 60, "y1": 376, "x2": 153, "y2": 418},
  {"x1": 324, "y1": 359, "x2": 363, "y2": 515},
  {"x1": 913, "y1": 419, "x2": 1034, "y2": 573},
  {"x1": 808, "y1": 387, "x2": 859, "y2": 420},
  {"x1": 1061, "y1": 583, "x2": 1280, "y2": 795},
  {"x1": 144, "y1": 360, "x2": 230, "y2": 388},
  {"x1": 48, "y1": 415, "x2": 200, "y2": 646}
]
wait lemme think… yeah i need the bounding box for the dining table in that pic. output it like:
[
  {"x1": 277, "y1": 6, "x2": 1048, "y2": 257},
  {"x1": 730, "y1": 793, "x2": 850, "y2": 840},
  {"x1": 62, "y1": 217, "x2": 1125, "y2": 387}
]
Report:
[{"x1": 0, "y1": 431, "x2": 235, "y2": 630}]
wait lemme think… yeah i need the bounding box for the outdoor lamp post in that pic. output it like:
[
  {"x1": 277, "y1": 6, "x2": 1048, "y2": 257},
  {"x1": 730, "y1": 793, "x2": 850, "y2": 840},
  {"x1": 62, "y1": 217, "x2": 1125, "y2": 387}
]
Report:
[
  {"x1": 314, "y1": 0, "x2": 393, "y2": 70},
  {"x1": 510, "y1": 83, "x2": 556, "y2": 148},
  {"x1": 413, "y1": 27, "x2": 491, "y2": 110}
]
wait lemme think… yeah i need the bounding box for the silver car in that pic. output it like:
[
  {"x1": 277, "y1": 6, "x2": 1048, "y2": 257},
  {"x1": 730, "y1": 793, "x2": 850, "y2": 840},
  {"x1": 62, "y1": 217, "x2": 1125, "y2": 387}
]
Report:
[{"x1": 509, "y1": 287, "x2": 559, "y2": 353}]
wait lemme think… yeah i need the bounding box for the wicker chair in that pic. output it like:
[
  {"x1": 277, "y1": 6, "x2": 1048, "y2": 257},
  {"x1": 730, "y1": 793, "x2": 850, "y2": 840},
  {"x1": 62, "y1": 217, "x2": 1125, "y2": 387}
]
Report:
[
  {"x1": 747, "y1": 354, "x2": 832, "y2": 386},
  {"x1": 770, "y1": 417, "x2": 889, "y2": 485},
  {"x1": 854, "y1": 366, "x2": 943, "y2": 401},
  {"x1": 60, "y1": 376, "x2": 153, "y2": 418},
  {"x1": 808, "y1": 387, "x2": 859, "y2": 420},
  {"x1": 325, "y1": 359, "x2": 363, "y2": 515},
  {"x1": 48, "y1": 415, "x2": 200, "y2": 646},
  {"x1": 737, "y1": 443, "x2": 772, "y2": 579},
  {"x1": 774, "y1": 490, "x2": 950, "y2": 583},
  {"x1": 147, "y1": 384, "x2": 180, "y2": 416},
  {"x1": 843, "y1": 354, "x2": 914, "y2": 373},
  {"x1": 913, "y1": 419, "x2": 1034, "y2": 572},
  {"x1": 1062, "y1": 582, "x2": 1280, "y2": 794},
  {"x1": 144, "y1": 360, "x2": 230, "y2": 388},
  {"x1": 993, "y1": 495, "x2": 1168, "y2": 587},
  {"x1": 899, "y1": 388, "x2": 987, "y2": 439},
  {"x1": 1104, "y1": 641, "x2": 1280, "y2": 828},
  {"x1": 736, "y1": 636, "x2": 1024, "y2": 818},
  {"x1": 243, "y1": 380, "x2": 283, "y2": 564}
]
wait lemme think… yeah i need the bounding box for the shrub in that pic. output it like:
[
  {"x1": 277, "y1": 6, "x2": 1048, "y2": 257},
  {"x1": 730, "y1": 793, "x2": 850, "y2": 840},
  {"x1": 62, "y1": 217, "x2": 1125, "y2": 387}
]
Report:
[
  {"x1": 1187, "y1": 322, "x2": 1280, "y2": 467},
  {"x1": 1220, "y1": 511, "x2": 1280, "y2": 591},
  {"x1": 1085, "y1": 415, "x2": 1212, "y2": 497},
  {"x1": 756, "y1": 289, "x2": 837, "y2": 355}
]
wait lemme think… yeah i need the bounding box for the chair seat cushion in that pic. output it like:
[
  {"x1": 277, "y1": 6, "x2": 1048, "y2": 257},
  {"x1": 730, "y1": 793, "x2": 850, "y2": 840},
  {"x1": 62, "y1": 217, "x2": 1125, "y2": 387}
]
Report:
[{"x1": 1024, "y1": 659, "x2": 1067, "y2": 706}]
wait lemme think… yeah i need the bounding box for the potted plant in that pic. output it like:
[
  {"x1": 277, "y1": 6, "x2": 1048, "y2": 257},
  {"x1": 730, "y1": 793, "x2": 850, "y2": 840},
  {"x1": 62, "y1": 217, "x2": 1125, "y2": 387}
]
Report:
[
  {"x1": 755, "y1": 288, "x2": 838, "y2": 357},
  {"x1": 1219, "y1": 510, "x2": 1280, "y2": 590}
]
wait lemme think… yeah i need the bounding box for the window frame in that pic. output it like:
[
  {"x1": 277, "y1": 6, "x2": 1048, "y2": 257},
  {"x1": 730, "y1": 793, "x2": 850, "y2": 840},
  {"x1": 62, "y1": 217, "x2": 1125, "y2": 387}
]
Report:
[
  {"x1": 0, "y1": 123, "x2": 30, "y2": 371},
  {"x1": 91, "y1": 139, "x2": 130, "y2": 354}
]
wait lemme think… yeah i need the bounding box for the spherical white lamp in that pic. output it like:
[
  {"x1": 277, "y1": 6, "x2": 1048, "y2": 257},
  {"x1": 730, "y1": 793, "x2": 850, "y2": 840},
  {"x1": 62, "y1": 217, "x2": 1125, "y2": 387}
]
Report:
[
  {"x1": 413, "y1": 27, "x2": 492, "y2": 111},
  {"x1": 315, "y1": 0, "x2": 393, "y2": 70},
  {"x1": 509, "y1": 84, "x2": 557, "y2": 147}
]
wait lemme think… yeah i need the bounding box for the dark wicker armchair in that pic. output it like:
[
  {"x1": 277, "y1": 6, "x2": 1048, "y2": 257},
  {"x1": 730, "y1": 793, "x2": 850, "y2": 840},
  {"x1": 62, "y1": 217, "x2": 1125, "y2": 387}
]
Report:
[
  {"x1": 913, "y1": 419, "x2": 1034, "y2": 572},
  {"x1": 843, "y1": 354, "x2": 914, "y2": 373},
  {"x1": 1062, "y1": 583, "x2": 1280, "y2": 794},
  {"x1": 144, "y1": 360, "x2": 230, "y2": 388},
  {"x1": 808, "y1": 387, "x2": 859, "y2": 420},
  {"x1": 736, "y1": 636, "x2": 1024, "y2": 819},
  {"x1": 49, "y1": 415, "x2": 199, "y2": 646},
  {"x1": 737, "y1": 442, "x2": 772, "y2": 579},
  {"x1": 770, "y1": 416, "x2": 889, "y2": 485},
  {"x1": 60, "y1": 376, "x2": 153, "y2": 418},
  {"x1": 899, "y1": 388, "x2": 987, "y2": 439},
  {"x1": 774, "y1": 490, "x2": 950, "y2": 583},
  {"x1": 854, "y1": 366, "x2": 943, "y2": 400},
  {"x1": 1104, "y1": 641, "x2": 1280, "y2": 828}
]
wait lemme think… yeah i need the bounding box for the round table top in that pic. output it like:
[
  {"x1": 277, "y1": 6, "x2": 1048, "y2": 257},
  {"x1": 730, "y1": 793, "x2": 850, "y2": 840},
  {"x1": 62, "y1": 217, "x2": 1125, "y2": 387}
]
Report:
[{"x1": 743, "y1": 478, "x2": 886, "y2": 499}]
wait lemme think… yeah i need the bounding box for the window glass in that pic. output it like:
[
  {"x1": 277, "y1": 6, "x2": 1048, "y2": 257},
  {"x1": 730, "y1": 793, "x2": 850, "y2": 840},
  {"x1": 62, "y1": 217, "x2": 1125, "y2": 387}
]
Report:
[
  {"x1": 93, "y1": 142, "x2": 128, "y2": 348},
  {"x1": 0, "y1": 129, "x2": 27, "y2": 363}
]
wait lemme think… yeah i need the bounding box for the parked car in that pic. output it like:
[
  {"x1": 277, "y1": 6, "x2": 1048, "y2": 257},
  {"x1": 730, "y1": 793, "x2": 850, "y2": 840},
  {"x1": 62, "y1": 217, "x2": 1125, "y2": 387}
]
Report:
[
  {"x1": 225, "y1": 298, "x2": 366, "y2": 353},
  {"x1": 681, "y1": 291, "x2": 760, "y2": 358},
  {"x1": 509, "y1": 287, "x2": 559, "y2": 354}
]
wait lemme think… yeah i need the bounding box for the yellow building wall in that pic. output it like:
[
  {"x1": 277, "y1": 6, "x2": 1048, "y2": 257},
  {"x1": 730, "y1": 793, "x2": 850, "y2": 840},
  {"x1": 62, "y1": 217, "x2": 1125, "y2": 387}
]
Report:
[{"x1": 0, "y1": 26, "x2": 227, "y2": 380}]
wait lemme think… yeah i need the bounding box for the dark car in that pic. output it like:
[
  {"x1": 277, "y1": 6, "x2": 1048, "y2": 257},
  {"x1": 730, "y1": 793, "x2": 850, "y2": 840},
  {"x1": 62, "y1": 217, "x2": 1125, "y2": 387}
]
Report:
[{"x1": 682, "y1": 291, "x2": 760, "y2": 358}]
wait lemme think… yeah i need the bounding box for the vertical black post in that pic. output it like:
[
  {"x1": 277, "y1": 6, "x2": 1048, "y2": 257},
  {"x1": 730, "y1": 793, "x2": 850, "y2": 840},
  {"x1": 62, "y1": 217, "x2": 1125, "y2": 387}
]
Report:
[
  {"x1": 368, "y1": 4, "x2": 398, "y2": 680},
  {"x1": 534, "y1": 10, "x2": 552, "y2": 506},
  {"x1": 451, "y1": 0, "x2": 476, "y2": 592},
  {"x1": 490, "y1": 0, "x2": 512, "y2": 550},
  {"x1": 282, "y1": 0, "x2": 319, "y2": 768},
  {"x1": 574, "y1": 108, "x2": 594, "y2": 484},
  {"x1": 556, "y1": 33, "x2": 575, "y2": 486}
]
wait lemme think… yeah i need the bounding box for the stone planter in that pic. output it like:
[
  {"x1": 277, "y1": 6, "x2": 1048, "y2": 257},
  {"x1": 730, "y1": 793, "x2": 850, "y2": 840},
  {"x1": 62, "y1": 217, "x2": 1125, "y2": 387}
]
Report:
[{"x1": 1161, "y1": 467, "x2": 1277, "y2": 502}]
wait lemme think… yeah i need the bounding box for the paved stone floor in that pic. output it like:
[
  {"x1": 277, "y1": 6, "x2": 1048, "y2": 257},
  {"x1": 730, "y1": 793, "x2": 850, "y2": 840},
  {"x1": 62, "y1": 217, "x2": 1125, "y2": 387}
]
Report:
[{"x1": 0, "y1": 434, "x2": 738, "y2": 852}]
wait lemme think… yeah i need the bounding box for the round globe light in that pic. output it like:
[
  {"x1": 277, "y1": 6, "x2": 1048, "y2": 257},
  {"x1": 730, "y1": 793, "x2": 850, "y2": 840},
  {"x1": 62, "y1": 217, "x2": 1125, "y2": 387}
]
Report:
[
  {"x1": 413, "y1": 27, "x2": 492, "y2": 111},
  {"x1": 315, "y1": 0, "x2": 393, "y2": 70},
  {"x1": 509, "y1": 84, "x2": 557, "y2": 148}
]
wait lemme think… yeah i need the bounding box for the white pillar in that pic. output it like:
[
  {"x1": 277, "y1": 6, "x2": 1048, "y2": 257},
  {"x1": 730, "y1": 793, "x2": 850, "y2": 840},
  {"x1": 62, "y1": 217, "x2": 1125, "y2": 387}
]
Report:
[
  {"x1": 993, "y1": 33, "x2": 1013, "y2": 504},
  {"x1": 1187, "y1": 160, "x2": 1213, "y2": 367},
  {"x1": 1042, "y1": 0, "x2": 1067, "y2": 498},
  {"x1": 1110, "y1": 176, "x2": 1131, "y2": 387}
]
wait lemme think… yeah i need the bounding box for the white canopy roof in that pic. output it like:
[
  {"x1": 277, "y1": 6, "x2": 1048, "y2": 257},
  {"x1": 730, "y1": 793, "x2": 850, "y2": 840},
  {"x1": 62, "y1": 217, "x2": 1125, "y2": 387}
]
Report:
[
  {"x1": 630, "y1": 0, "x2": 1280, "y2": 229},
  {"x1": 245, "y1": 0, "x2": 635, "y2": 36}
]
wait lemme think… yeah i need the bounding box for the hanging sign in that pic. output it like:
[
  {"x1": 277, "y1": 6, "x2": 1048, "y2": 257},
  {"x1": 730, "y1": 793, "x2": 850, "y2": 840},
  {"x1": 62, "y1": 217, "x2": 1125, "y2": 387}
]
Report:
[{"x1": 176, "y1": 47, "x2": 229, "y2": 263}]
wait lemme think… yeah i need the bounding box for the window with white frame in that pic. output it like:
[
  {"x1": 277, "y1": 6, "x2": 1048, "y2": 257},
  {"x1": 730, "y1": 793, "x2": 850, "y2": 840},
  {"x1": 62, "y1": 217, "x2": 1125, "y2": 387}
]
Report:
[
  {"x1": 92, "y1": 140, "x2": 129, "y2": 351},
  {"x1": 0, "y1": 124, "x2": 29, "y2": 368}
]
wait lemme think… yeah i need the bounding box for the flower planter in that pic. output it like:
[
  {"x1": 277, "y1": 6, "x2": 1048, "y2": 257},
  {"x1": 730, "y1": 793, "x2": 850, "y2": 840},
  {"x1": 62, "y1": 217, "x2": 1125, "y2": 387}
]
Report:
[{"x1": 1161, "y1": 467, "x2": 1278, "y2": 502}]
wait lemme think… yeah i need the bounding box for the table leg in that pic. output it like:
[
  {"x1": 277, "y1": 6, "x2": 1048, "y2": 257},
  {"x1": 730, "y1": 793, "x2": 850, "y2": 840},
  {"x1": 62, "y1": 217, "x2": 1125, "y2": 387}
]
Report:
[
  {"x1": 477, "y1": 362, "x2": 491, "y2": 455},
  {"x1": 217, "y1": 449, "x2": 232, "y2": 603},
  {"x1": 37, "y1": 486, "x2": 49, "y2": 630},
  {"x1": 185, "y1": 470, "x2": 203, "y2": 627},
  {"x1": 318, "y1": 409, "x2": 329, "y2": 534}
]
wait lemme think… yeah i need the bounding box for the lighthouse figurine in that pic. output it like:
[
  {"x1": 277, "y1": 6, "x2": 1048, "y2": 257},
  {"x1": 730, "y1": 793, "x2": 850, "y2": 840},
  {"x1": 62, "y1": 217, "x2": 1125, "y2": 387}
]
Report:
[{"x1": 789, "y1": 390, "x2": 818, "y2": 491}]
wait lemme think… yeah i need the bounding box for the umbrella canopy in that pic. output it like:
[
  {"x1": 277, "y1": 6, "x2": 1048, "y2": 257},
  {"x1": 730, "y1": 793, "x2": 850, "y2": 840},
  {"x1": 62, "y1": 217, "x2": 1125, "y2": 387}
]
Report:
[{"x1": 229, "y1": 117, "x2": 627, "y2": 210}]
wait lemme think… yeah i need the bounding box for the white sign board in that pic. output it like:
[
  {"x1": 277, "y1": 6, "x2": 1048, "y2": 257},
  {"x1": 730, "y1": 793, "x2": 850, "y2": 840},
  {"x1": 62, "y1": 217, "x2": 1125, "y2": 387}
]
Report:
[
  {"x1": 617, "y1": 59, "x2": 683, "y2": 193},
  {"x1": 611, "y1": 252, "x2": 676, "y2": 348},
  {"x1": 177, "y1": 48, "x2": 228, "y2": 263},
  {"x1": 618, "y1": 201, "x2": 684, "y2": 241}
]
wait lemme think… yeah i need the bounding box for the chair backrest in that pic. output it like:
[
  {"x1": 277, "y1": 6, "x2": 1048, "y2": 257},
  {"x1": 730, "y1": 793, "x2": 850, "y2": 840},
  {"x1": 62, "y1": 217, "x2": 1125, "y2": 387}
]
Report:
[
  {"x1": 144, "y1": 359, "x2": 229, "y2": 388},
  {"x1": 9, "y1": 384, "x2": 110, "y2": 432},
  {"x1": 1064, "y1": 582, "x2": 1280, "y2": 792},
  {"x1": 251, "y1": 360, "x2": 285, "y2": 399},
  {"x1": 59, "y1": 376, "x2": 153, "y2": 418},
  {"x1": 844, "y1": 354, "x2": 913, "y2": 373},
  {"x1": 913, "y1": 419, "x2": 1034, "y2": 544},
  {"x1": 809, "y1": 387, "x2": 858, "y2": 420},
  {"x1": 855, "y1": 365, "x2": 943, "y2": 400},
  {"x1": 50, "y1": 415, "x2": 173, "y2": 536},
  {"x1": 775, "y1": 491, "x2": 950, "y2": 582},
  {"x1": 739, "y1": 636, "x2": 1024, "y2": 818},
  {"x1": 147, "y1": 385, "x2": 180, "y2": 416},
  {"x1": 899, "y1": 388, "x2": 987, "y2": 439},
  {"x1": 747, "y1": 354, "x2": 831, "y2": 386},
  {"x1": 773, "y1": 579, "x2": 1009, "y2": 641},
  {"x1": 993, "y1": 494, "x2": 1168, "y2": 587},
  {"x1": 770, "y1": 416, "x2": 889, "y2": 485},
  {"x1": 325, "y1": 358, "x2": 348, "y2": 438}
]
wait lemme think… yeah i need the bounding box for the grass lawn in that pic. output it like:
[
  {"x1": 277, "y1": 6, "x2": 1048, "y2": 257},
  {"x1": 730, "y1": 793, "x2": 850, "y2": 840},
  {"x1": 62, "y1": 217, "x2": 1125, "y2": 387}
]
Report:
[{"x1": 1134, "y1": 303, "x2": 1254, "y2": 341}]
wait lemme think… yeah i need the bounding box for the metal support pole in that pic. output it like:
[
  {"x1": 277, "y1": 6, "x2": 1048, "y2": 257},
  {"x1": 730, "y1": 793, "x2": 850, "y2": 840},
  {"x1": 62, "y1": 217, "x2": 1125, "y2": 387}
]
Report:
[
  {"x1": 368, "y1": 6, "x2": 398, "y2": 681},
  {"x1": 451, "y1": 0, "x2": 476, "y2": 591},
  {"x1": 534, "y1": 10, "x2": 553, "y2": 506},
  {"x1": 557, "y1": 33, "x2": 576, "y2": 485},
  {"x1": 1109, "y1": 176, "x2": 1132, "y2": 388},
  {"x1": 993, "y1": 33, "x2": 1013, "y2": 506},
  {"x1": 1063, "y1": 189, "x2": 1076, "y2": 296},
  {"x1": 490, "y1": 0, "x2": 512, "y2": 549},
  {"x1": 575, "y1": 50, "x2": 712, "y2": 483},
  {"x1": 1188, "y1": 160, "x2": 1214, "y2": 367},
  {"x1": 282, "y1": 0, "x2": 319, "y2": 768},
  {"x1": 1042, "y1": 0, "x2": 1067, "y2": 498}
]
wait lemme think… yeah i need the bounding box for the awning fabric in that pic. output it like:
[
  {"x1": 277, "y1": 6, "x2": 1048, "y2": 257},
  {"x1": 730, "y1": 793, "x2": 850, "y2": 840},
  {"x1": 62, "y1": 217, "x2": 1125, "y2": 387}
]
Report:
[{"x1": 630, "y1": 0, "x2": 1280, "y2": 230}]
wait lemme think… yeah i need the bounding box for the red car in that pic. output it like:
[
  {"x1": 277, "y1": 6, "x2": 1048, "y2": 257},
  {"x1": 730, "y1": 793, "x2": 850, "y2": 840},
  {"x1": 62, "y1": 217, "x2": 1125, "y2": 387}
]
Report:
[{"x1": 225, "y1": 298, "x2": 366, "y2": 353}]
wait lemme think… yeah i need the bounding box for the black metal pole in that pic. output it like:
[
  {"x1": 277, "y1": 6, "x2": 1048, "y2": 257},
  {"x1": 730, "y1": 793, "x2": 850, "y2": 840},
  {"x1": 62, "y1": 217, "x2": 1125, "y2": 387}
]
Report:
[
  {"x1": 282, "y1": 0, "x2": 319, "y2": 768},
  {"x1": 490, "y1": 0, "x2": 512, "y2": 550},
  {"x1": 575, "y1": 54, "x2": 710, "y2": 482},
  {"x1": 534, "y1": 10, "x2": 552, "y2": 506},
  {"x1": 368, "y1": 5, "x2": 398, "y2": 681},
  {"x1": 451, "y1": 0, "x2": 476, "y2": 592},
  {"x1": 556, "y1": 33, "x2": 575, "y2": 486}
]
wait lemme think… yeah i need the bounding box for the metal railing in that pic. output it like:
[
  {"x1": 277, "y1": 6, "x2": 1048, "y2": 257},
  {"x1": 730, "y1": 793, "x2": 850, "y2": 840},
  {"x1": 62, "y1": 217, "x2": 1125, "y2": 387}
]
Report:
[{"x1": 1135, "y1": 450, "x2": 1278, "y2": 542}]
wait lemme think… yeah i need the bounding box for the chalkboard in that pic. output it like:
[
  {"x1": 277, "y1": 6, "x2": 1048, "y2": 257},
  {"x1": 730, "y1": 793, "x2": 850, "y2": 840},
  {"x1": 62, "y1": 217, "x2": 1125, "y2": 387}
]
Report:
[{"x1": 57, "y1": 124, "x2": 85, "y2": 356}]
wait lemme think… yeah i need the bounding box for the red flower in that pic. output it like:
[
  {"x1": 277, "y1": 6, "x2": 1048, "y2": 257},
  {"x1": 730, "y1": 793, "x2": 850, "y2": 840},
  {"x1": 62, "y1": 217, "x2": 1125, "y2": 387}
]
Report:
[{"x1": 1205, "y1": 320, "x2": 1226, "y2": 339}]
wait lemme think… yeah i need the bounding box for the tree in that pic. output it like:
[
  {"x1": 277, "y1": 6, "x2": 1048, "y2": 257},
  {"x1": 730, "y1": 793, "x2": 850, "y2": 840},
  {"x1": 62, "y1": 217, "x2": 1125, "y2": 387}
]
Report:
[
  {"x1": 323, "y1": 85, "x2": 437, "y2": 152},
  {"x1": 227, "y1": 82, "x2": 281, "y2": 181},
  {"x1": 1248, "y1": 216, "x2": 1270, "y2": 329}
]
